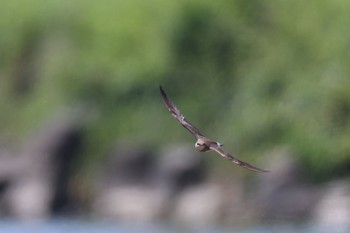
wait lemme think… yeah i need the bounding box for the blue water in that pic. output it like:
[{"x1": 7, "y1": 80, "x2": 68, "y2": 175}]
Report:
[{"x1": 0, "y1": 219, "x2": 348, "y2": 233}]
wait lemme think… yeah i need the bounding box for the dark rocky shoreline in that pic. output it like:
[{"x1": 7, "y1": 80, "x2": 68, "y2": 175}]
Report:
[{"x1": 0, "y1": 114, "x2": 349, "y2": 228}]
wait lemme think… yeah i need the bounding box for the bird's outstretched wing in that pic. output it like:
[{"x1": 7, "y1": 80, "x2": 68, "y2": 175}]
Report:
[
  {"x1": 209, "y1": 144, "x2": 269, "y2": 172},
  {"x1": 160, "y1": 86, "x2": 204, "y2": 138}
]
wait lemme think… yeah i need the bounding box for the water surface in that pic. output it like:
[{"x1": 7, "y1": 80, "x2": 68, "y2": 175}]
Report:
[{"x1": 0, "y1": 219, "x2": 348, "y2": 233}]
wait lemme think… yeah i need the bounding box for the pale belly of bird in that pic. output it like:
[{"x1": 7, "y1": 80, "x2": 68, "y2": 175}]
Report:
[
  {"x1": 195, "y1": 142, "x2": 210, "y2": 152},
  {"x1": 195, "y1": 137, "x2": 221, "y2": 152}
]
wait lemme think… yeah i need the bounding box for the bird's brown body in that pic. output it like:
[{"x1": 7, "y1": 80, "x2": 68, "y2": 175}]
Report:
[{"x1": 195, "y1": 137, "x2": 219, "y2": 152}]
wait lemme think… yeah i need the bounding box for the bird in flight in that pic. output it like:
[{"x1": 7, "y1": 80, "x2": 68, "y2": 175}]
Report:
[{"x1": 159, "y1": 86, "x2": 269, "y2": 172}]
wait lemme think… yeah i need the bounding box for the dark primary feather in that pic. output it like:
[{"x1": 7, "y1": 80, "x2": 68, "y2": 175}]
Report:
[
  {"x1": 209, "y1": 145, "x2": 269, "y2": 172},
  {"x1": 159, "y1": 86, "x2": 204, "y2": 138}
]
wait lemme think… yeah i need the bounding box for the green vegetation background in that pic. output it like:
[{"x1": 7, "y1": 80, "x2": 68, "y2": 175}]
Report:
[{"x1": 1, "y1": 0, "x2": 350, "y2": 181}]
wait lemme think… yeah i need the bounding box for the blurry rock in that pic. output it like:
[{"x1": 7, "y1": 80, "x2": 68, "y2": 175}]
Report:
[
  {"x1": 0, "y1": 149, "x2": 22, "y2": 182},
  {"x1": 101, "y1": 141, "x2": 155, "y2": 186},
  {"x1": 312, "y1": 180, "x2": 350, "y2": 227},
  {"x1": 157, "y1": 144, "x2": 206, "y2": 193},
  {"x1": 95, "y1": 185, "x2": 165, "y2": 223},
  {"x1": 155, "y1": 144, "x2": 208, "y2": 221},
  {"x1": 94, "y1": 141, "x2": 161, "y2": 222},
  {"x1": 4, "y1": 110, "x2": 84, "y2": 219},
  {"x1": 8, "y1": 176, "x2": 53, "y2": 219},
  {"x1": 256, "y1": 147, "x2": 320, "y2": 221},
  {"x1": 0, "y1": 149, "x2": 20, "y2": 216},
  {"x1": 172, "y1": 184, "x2": 222, "y2": 227},
  {"x1": 94, "y1": 143, "x2": 208, "y2": 223}
]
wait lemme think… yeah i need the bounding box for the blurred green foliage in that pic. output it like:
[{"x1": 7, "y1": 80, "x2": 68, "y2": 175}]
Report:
[{"x1": 1, "y1": 0, "x2": 350, "y2": 181}]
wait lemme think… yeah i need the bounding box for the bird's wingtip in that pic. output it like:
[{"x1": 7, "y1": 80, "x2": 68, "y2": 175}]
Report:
[
  {"x1": 159, "y1": 85, "x2": 167, "y2": 98},
  {"x1": 256, "y1": 168, "x2": 270, "y2": 172},
  {"x1": 159, "y1": 85, "x2": 164, "y2": 92}
]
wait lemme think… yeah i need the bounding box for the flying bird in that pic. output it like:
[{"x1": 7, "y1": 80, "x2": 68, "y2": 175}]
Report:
[{"x1": 159, "y1": 86, "x2": 269, "y2": 172}]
